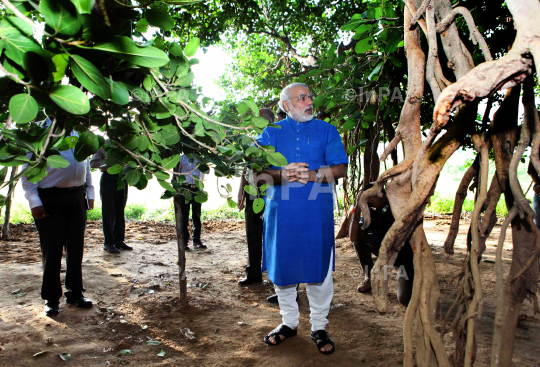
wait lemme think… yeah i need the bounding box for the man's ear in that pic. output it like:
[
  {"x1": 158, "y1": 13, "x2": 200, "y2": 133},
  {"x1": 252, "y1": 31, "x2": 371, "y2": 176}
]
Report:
[{"x1": 282, "y1": 100, "x2": 290, "y2": 113}]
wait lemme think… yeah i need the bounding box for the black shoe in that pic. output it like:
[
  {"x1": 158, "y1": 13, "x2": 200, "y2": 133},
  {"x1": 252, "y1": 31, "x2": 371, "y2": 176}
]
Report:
[
  {"x1": 103, "y1": 243, "x2": 120, "y2": 253},
  {"x1": 44, "y1": 302, "x2": 60, "y2": 316},
  {"x1": 193, "y1": 241, "x2": 207, "y2": 249},
  {"x1": 185, "y1": 246, "x2": 191, "y2": 251},
  {"x1": 66, "y1": 295, "x2": 93, "y2": 308},
  {"x1": 238, "y1": 277, "x2": 263, "y2": 286},
  {"x1": 267, "y1": 294, "x2": 279, "y2": 303},
  {"x1": 116, "y1": 242, "x2": 133, "y2": 250}
]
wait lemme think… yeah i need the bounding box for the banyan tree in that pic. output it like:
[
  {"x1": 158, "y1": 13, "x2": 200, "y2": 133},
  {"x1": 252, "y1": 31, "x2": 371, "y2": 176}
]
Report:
[{"x1": 356, "y1": 0, "x2": 540, "y2": 365}]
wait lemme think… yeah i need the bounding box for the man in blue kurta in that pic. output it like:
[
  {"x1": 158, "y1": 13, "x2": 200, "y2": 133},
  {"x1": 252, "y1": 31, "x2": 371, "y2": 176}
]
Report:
[{"x1": 257, "y1": 83, "x2": 348, "y2": 354}]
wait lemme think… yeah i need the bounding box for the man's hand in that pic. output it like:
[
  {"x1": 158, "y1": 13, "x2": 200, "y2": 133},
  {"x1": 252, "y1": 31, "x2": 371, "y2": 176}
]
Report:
[
  {"x1": 237, "y1": 191, "x2": 245, "y2": 210},
  {"x1": 31, "y1": 206, "x2": 48, "y2": 220},
  {"x1": 87, "y1": 199, "x2": 95, "y2": 210},
  {"x1": 283, "y1": 162, "x2": 309, "y2": 184},
  {"x1": 534, "y1": 184, "x2": 540, "y2": 197}
]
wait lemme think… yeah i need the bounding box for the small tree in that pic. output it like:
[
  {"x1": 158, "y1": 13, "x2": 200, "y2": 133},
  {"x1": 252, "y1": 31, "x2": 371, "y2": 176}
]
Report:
[{"x1": 0, "y1": 0, "x2": 283, "y2": 302}]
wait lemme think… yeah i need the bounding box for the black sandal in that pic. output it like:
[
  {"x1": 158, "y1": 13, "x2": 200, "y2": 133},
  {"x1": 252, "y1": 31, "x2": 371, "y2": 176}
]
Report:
[
  {"x1": 310, "y1": 330, "x2": 335, "y2": 354},
  {"x1": 264, "y1": 324, "x2": 297, "y2": 346}
]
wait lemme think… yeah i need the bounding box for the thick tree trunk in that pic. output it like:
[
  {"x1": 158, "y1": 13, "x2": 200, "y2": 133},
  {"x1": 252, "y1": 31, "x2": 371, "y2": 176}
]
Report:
[{"x1": 1, "y1": 166, "x2": 18, "y2": 240}]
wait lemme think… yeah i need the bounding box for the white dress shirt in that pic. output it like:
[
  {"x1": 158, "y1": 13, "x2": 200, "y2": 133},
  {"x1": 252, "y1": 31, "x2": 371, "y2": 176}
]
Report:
[
  {"x1": 21, "y1": 126, "x2": 95, "y2": 209},
  {"x1": 178, "y1": 154, "x2": 204, "y2": 185}
]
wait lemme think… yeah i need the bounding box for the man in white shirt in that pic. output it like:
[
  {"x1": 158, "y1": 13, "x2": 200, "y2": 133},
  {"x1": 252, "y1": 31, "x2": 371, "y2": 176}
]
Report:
[
  {"x1": 22, "y1": 118, "x2": 95, "y2": 316},
  {"x1": 177, "y1": 154, "x2": 207, "y2": 250}
]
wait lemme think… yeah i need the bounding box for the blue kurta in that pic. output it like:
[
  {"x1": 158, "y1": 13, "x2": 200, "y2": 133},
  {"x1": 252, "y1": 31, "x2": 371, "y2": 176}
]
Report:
[{"x1": 257, "y1": 116, "x2": 348, "y2": 286}]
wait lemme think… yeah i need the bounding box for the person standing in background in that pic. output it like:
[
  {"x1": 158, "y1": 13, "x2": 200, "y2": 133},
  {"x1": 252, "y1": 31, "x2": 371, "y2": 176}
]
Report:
[
  {"x1": 237, "y1": 109, "x2": 275, "y2": 286},
  {"x1": 22, "y1": 117, "x2": 95, "y2": 316},
  {"x1": 178, "y1": 154, "x2": 207, "y2": 251},
  {"x1": 90, "y1": 148, "x2": 132, "y2": 254}
]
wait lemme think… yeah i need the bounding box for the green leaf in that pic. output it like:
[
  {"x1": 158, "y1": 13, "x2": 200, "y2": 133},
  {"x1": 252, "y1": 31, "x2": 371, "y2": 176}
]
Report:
[
  {"x1": 158, "y1": 179, "x2": 176, "y2": 192},
  {"x1": 0, "y1": 167, "x2": 8, "y2": 186},
  {"x1": 237, "y1": 101, "x2": 249, "y2": 115},
  {"x1": 313, "y1": 94, "x2": 326, "y2": 109},
  {"x1": 56, "y1": 136, "x2": 77, "y2": 151},
  {"x1": 355, "y1": 38, "x2": 373, "y2": 54},
  {"x1": 119, "y1": 349, "x2": 131, "y2": 356},
  {"x1": 243, "y1": 184, "x2": 258, "y2": 196},
  {"x1": 242, "y1": 100, "x2": 259, "y2": 116},
  {"x1": 126, "y1": 170, "x2": 141, "y2": 186},
  {"x1": 107, "y1": 79, "x2": 130, "y2": 105},
  {"x1": 184, "y1": 37, "x2": 200, "y2": 57},
  {"x1": 47, "y1": 155, "x2": 70, "y2": 168},
  {"x1": 25, "y1": 161, "x2": 48, "y2": 183},
  {"x1": 259, "y1": 183, "x2": 269, "y2": 193},
  {"x1": 252, "y1": 117, "x2": 269, "y2": 129},
  {"x1": 368, "y1": 62, "x2": 383, "y2": 80},
  {"x1": 70, "y1": 0, "x2": 94, "y2": 14},
  {"x1": 245, "y1": 146, "x2": 258, "y2": 156},
  {"x1": 49, "y1": 85, "x2": 90, "y2": 115},
  {"x1": 176, "y1": 72, "x2": 194, "y2": 87},
  {"x1": 70, "y1": 55, "x2": 111, "y2": 100},
  {"x1": 81, "y1": 36, "x2": 169, "y2": 68},
  {"x1": 227, "y1": 197, "x2": 236, "y2": 208},
  {"x1": 146, "y1": 339, "x2": 162, "y2": 346},
  {"x1": 146, "y1": 8, "x2": 174, "y2": 31},
  {"x1": 306, "y1": 69, "x2": 323, "y2": 77},
  {"x1": 40, "y1": 0, "x2": 81, "y2": 35},
  {"x1": 107, "y1": 164, "x2": 123, "y2": 174},
  {"x1": 74, "y1": 131, "x2": 99, "y2": 162},
  {"x1": 157, "y1": 350, "x2": 165, "y2": 357},
  {"x1": 253, "y1": 198, "x2": 265, "y2": 214},
  {"x1": 266, "y1": 152, "x2": 287, "y2": 167},
  {"x1": 9, "y1": 94, "x2": 38, "y2": 124},
  {"x1": 0, "y1": 17, "x2": 32, "y2": 38},
  {"x1": 161, "y1": 154, "x2": 180, "y2": 170},
  {"x1": 194, "y1": 192, "x2": 207, "y2": 203},
  {"x1": 160, "y1": 129, "x2": 180, "y2": 145},
  {"x1": 3, "y1": 33, "x2": 41, "y2": 66},
  {"x1": 51, "y1": 54, "x2": 69, "y2": 82}
]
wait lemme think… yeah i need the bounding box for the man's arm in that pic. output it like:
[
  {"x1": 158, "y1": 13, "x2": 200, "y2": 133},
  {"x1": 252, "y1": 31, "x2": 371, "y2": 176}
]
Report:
[
  {"x1": 85, "y1": 158, "x2": 95, "y2": 210},
  {"x1": 90, "y1": 149, "x2": 106, "y2": 169},
  {"x1": 237, "y1": 171, "x2": 247, "y2": 210}
]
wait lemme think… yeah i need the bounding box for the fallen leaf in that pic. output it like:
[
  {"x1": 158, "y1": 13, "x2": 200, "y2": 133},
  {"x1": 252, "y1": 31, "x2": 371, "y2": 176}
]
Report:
[
  {"x1": 157, "y1": 350, "x2": 165, "y2": 357},
  {"x1": 33, "y1": 351, "x2": 49, "y2": 357},
  {"x1": 12, "y1": 289, "x2": 21, "y2": 294},
  {"x1": 59, "y1": 353, "x2": 72, "y2": 361},
  {"x1": 17, "y1": 293, "x2": 27, "y2": 297},
  {"x1": 146, "y1": 339, "x2": 161, "y2": 346},
  {"x1": 120, "y1": 349, "x2": 131, "y2": 355},
  {"x1": 147, "y1": 290, "x2": 155, "y2": 294},
  {"x1": 141, "y1": 324, "x2": 148, "y2": 329}
]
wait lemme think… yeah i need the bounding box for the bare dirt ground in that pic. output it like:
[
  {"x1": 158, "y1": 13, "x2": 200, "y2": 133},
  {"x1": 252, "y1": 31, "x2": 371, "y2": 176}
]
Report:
[{"x1": 0, "y1": 218, "x2": 539, "y2": 366}]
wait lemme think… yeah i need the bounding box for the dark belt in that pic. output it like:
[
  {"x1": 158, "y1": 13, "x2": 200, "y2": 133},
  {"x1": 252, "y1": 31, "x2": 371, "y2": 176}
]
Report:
[{"x1": 39, "y1": 185, "x2": 85, "y2": 193}]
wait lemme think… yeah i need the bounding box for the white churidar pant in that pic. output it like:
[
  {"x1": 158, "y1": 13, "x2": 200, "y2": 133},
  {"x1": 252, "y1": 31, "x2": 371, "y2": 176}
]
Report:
[{"x1": 274, "y1": 250, "x2": 334, "y2": 332}]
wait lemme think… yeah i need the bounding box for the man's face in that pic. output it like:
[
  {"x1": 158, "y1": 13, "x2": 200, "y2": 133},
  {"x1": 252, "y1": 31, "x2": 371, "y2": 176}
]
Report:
[{"x1": 283, "y1": 86, "x2": 314, "y2": 122}]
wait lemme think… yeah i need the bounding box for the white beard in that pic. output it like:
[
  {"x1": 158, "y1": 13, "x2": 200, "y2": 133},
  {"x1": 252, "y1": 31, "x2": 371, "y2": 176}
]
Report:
[{"x1": 289, "y1": 105, "x2": 313, "y2": 122}]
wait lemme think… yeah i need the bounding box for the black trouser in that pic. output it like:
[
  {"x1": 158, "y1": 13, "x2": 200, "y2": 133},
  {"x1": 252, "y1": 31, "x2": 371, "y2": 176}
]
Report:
[
  {"x1": 100, "y1": 172, "x2": 128, "y2": 246},
  {"x1": 180, "y1": 185, "x2": 202, "y2": 243},
  {"x1": 353, "y1": 236, "x2": 415, "y2": 306},
  {"x1": 35, "y1": 186, "x2": 87, "y2": 302},
  {"x1": 245, "y1": 196, "x2": 264, "y2": 280}
]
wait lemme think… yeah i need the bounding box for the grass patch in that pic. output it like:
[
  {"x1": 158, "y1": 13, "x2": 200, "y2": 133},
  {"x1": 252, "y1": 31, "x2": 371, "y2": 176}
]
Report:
[{"x1": 426, "y1": 192, "x2": 510, "y2": 217}]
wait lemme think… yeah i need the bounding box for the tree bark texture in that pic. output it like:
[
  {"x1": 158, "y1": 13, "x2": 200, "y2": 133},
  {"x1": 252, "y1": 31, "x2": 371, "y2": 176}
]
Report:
[{"x1": 1, "y1": 166, "x2": 18, "y2": 239}]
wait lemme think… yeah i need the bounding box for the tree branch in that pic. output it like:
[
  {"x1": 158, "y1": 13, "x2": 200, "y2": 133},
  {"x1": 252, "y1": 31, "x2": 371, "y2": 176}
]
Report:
[{"x1": 436, "y1": 6, "x2": 493, "y2": 61}]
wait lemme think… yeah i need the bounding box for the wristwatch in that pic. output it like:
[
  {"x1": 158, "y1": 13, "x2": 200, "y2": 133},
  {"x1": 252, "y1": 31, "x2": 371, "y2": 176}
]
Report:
[{"x1": 315, "y1": 169, "x2": 322, "y2": 182}]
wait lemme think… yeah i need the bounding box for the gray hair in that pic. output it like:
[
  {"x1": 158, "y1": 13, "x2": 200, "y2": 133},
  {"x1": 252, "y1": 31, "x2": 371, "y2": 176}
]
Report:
[{"x1": 278, "y1": 83, "x2": 309, "y2": 112}]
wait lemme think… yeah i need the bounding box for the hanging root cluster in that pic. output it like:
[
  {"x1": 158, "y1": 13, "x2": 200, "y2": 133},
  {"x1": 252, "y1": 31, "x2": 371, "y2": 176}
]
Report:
[{"x1": 355, "y1": 0, "x2": 540, "y2": 365}]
